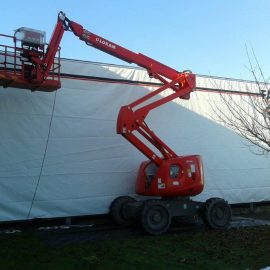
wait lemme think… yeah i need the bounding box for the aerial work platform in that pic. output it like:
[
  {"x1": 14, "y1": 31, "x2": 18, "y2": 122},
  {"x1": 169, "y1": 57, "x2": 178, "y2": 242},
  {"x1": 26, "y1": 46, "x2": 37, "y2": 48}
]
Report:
[{"x1": 0, "y1": 33, "x2": 61, "y2": 92}]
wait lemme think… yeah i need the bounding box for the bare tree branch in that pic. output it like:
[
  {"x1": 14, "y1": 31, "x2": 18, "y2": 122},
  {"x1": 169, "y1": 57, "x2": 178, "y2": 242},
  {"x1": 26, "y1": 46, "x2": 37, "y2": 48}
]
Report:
[{"x1": 209, "y1": 48, "x2": 270, "y2": 156}]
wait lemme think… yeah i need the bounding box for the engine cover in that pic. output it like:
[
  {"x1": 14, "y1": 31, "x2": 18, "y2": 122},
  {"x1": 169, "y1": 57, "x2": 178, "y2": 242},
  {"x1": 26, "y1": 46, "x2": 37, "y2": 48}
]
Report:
[{"x1": 136, "y1": 155, "x2": 204, "y2": 197}]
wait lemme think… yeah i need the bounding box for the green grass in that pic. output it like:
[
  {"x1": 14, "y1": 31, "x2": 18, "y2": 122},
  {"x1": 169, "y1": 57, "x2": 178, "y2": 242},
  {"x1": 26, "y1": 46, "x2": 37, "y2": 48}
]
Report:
[{"x1": 0, "y1": 226, "x2": 270, "y2": 270}]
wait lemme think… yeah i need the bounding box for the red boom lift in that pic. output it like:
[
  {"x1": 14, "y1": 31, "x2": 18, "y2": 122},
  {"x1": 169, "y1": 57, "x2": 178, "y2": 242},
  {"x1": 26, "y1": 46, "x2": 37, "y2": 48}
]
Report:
[{"x1": 0, "y1": 12, "x2": 231, "y2": 234}]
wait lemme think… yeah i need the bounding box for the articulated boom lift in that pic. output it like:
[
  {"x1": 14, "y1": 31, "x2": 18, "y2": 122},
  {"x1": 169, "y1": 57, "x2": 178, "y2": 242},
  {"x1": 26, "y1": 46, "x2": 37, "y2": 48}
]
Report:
[{"x1": 0, "y1": 12, "x2": 231, "y2": 234}]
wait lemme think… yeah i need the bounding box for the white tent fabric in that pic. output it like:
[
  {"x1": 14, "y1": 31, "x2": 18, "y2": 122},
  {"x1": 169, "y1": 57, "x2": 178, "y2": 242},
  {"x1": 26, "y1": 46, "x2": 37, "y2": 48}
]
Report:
[{"x1": 0, "y1": 58, "x2": 269, "y2": 221}]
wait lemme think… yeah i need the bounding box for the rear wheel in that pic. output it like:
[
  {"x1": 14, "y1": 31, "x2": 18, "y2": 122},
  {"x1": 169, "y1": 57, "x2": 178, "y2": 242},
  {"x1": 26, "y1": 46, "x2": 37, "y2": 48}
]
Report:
[
  {"x1": 110, "y1": 196, "x2": 136, "y2": 225},
  {"x1": 203, "y1": 198, "x2": 232, "y2": 229},
  {"x1": 141, "y1": 200, "x2": 171, "y2": 235}
]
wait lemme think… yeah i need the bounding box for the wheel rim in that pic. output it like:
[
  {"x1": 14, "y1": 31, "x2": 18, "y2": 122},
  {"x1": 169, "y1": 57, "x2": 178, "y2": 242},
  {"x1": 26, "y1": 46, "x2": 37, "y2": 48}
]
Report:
[
  {"x1": 211, "y1": 203, "x2": 230, "y2": 227},
  {"x1": 148, "y1": 209, "x2": 163, "y2": 226},
  {"x1": 215, "y1": 207, "x2": 225, "y2": 219}
]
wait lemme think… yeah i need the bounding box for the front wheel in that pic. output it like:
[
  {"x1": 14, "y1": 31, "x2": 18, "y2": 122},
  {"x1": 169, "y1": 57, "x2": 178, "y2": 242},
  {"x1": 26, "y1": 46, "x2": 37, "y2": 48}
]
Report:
[
  {"x1": 202, "y1": 198, "x2": 232, "y2": 229},
  {"x1": 141, "y1": 200, "x2": 171, "y2": 235}
]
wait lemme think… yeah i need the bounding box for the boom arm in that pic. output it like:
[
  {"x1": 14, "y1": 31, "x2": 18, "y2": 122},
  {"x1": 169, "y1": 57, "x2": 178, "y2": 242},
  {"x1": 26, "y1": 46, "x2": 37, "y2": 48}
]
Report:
[{"x1": 25, "y1": 12, "x2": 196, "y2": 166}]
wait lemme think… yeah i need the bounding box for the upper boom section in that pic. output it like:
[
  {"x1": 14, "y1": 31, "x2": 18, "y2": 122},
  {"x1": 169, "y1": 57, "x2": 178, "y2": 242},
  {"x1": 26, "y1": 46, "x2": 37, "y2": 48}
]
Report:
[
  {"x1": 67, "y1": 20, "x2": 180, "y2": 80},
  {"x1": 64, "y1": 14, "x2": 193, "y2": 97}
]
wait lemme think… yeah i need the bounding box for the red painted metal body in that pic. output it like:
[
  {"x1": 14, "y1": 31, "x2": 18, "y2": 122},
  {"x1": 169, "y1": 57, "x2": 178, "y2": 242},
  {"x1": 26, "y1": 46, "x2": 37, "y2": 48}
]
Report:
[{"x1": 0, "y1": 12, "x2": 204, "y2": 197}]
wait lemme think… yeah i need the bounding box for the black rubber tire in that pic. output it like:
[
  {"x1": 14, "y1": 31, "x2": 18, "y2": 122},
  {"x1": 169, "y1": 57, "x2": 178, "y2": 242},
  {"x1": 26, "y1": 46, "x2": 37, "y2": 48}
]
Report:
[
  {"x1": 203, "y1": 197, "x2": 232, "y2": 229},
  {"x1": 141, "y1": 200, "x2": 171, "y2": 235},
  {"x1": 110, "y1": 196, "x2": 136, "y2": 225}
]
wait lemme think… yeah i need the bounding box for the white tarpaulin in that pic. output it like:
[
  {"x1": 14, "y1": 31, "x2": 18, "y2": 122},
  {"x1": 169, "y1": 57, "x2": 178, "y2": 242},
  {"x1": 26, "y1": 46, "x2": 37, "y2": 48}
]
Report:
[{"x1": 0, "y1": 58, "x2": 269, "y2": 221}]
